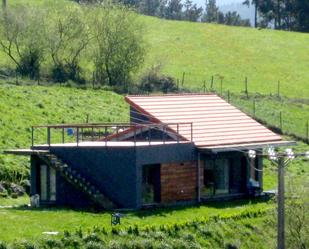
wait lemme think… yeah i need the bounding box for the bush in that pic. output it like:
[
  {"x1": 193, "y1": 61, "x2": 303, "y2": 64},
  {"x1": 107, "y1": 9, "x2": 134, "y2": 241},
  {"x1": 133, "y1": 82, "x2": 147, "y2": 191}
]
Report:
[
  {"x1": 0, "y1": 241, "x2": 7, "y2": 249},
  {"x1": 51, "y1": 63, "x2": 85, "y2": 85},
  {"x1": 17, "y1": 50, "x2": 41, "y2": 80},
  {"x1": 9, "y1": 240, "x2": 37, "y2": 249},
  {"x1": 139, "y1": 66, "x2": 178, "y2": 93}
]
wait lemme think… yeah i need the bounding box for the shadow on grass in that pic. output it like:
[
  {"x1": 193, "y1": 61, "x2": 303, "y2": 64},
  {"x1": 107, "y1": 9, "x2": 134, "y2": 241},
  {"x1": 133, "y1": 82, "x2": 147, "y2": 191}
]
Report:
[
  {"x1": 2, "y1": 196, "x2": 272, "y2": 218},
  {"x1": 130, "y1": 196, "x2": 272, "y2": 218}
]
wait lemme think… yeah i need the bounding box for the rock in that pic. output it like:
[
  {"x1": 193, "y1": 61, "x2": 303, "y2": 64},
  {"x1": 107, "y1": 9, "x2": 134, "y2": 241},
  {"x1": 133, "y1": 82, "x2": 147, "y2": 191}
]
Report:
[
  {"x1": 0, "y1": 183, "x2": 6, "y2": 193},
  {"x1": 10, "y1": 183, "x2": 25, "y2": 196},
  {"x1": 20, "y1": 179, "x2": 31, "y2": 195}
]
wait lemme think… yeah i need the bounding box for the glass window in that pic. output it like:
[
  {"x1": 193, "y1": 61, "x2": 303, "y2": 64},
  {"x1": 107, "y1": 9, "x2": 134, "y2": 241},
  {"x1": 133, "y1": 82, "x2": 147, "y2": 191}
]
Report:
[
  {"x1": 40, "y1": 165, "x2": 48, "y2": 201},
  {"x1": 214, "y1": 159, "x2": 229, "y2": 194},
  {"x1": 49, "y1": 167, "x2": 57, "y2": 201}
]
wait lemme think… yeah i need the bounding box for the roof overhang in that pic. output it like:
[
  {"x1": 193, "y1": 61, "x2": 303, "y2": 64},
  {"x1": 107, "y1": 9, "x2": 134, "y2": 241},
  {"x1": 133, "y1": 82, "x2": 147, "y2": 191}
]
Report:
[{"x1": 197, "y1": 140, "x2": 296, "y2": 153}]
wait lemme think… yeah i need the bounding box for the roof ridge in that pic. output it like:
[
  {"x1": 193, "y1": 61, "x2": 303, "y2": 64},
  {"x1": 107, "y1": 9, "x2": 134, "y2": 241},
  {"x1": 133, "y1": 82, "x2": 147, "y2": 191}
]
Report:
[{"x1": 126, "y1": 93, "x2": 218, "y2": 97}]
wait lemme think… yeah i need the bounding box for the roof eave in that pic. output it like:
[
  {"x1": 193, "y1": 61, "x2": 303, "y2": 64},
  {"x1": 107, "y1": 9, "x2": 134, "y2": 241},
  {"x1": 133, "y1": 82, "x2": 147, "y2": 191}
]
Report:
[{"x1": 197, "y1": 140, "x2": 296, "y2": 153}]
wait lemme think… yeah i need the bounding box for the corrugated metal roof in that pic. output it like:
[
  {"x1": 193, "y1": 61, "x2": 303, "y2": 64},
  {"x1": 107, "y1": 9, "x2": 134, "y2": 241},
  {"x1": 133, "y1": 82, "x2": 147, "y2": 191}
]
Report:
[{"x1": 125, "y1": 94, "x2": 282, "y2": 148}]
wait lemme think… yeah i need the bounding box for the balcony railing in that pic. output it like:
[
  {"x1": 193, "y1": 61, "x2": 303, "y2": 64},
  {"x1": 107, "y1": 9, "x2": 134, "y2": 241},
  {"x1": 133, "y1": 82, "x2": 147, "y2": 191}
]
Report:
[{"x1": 31, "y1": 122, "x2": 193, "y2": 147}]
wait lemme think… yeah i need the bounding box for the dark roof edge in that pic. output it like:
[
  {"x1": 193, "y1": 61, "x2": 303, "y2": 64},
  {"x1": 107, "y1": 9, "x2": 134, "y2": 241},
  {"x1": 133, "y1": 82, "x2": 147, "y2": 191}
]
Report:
[
  {"x1": 126, "y1": 93, "x2": 217, "y2": 97},
  {"x1": 198, "y1": 141, "x2": 296, "y2": 153}
]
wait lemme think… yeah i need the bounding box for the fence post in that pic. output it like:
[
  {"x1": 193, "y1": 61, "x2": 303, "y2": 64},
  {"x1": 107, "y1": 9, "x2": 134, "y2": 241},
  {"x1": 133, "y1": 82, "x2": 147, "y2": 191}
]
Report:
[
  {"x1": 279, "y1": 112, "x2": 283, "y2": 132},
  {"x1": 228, "y1": 90, "x2": 230, "y2": 103},
  {"x1": 92, "y1": 71, "x2": 95, "y2": 89},
  {"x1": 76, "y1": 127, "x2": 79, "y2": 146},
  {"x1": 31, "y1": 127, "x2": 34, "y2": 147},
  {"x1": 181, "y1": 72, "x2": 185, "y2": 87},
  {"x1": 277, "y1": 80, "x2": 280, "y2": 98},
  {"x1": 306, "y1": 121, "x2": 309, "y2": 143},
  {"x1": 47, "y1": 127, "x2": 51, "y2": 147},
  {"x1": 253, "y1": 99, "x2": 256, "y2": 117},
  {"x1": 203, "y1": 81, "x2": 206, "y2": 93},
  {"x1": 245, "y1": 77, "x2": 248, "y2": 98},
  {"x1": 220, "y1": 78, "x2": 223, "y2": 96},
  {"x1": 210, "y1": 76, "x2": 214, "y2": 91}
]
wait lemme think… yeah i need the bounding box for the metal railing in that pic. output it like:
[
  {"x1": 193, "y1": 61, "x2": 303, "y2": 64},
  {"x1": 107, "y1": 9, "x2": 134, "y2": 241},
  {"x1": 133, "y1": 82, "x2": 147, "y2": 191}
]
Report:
[{"x1": 31, "y1": 122, "x2": 193, "y2": 147}]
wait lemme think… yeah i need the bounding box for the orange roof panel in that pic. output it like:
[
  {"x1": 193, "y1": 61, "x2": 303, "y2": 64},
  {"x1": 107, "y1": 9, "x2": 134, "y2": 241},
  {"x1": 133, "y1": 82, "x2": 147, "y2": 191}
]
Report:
[{"x1": 125, "y1": 94, "x2": 282, "y2": 148}]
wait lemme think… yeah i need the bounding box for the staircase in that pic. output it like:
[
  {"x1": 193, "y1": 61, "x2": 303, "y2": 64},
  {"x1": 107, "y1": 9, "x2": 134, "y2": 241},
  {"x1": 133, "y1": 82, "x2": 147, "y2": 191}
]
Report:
[{"x1": 38, "y1": 153, "x2": 115, "y2": 210}]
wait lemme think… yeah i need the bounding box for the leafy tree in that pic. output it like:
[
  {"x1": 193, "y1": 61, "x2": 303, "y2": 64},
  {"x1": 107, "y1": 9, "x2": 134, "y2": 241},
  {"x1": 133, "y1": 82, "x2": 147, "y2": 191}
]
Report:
[
  {"x1": 139, "y1": 0, "x2": 161, "y2": 16},
  {"x1": 202, "y1": 0, "x2": 219, "y2": 23},
  {"x1": 46, "y1": 3, "x2": 90, "y2": 83},
  {"x1": 0, "y1": 4, "x2": 46, "y2": 79},
  {"x1": 224, "y1": 11, "x2": 250, "y2": 27},
  {"x1": 90, "y1": 3, "x2": 145, "y2": 91},
  {"x1": 164, "y1": 0, "x2": 183, "y2": 20},
  {"x1": 183, "y1": 0, "x2": 203, "y2": 22}
]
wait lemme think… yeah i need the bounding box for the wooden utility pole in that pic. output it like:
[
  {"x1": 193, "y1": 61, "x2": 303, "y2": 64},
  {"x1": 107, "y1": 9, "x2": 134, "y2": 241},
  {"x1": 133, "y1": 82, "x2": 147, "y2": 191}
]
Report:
[{"x1": 277, "y1": 157, "x2": 285, "y2": 249}]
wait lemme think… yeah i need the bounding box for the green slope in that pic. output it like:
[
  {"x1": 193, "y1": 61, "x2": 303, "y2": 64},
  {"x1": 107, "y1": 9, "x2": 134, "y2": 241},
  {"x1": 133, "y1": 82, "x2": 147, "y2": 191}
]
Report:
[
  {"x1": 1, "y1": 1, "x2": 309, "y2": 98},
  {"x1": 143, "y1": 17, "x2": 309, "y2": 99},
  {"x1": 0, "y1": 84, "x2": 128, "y2": 180}
]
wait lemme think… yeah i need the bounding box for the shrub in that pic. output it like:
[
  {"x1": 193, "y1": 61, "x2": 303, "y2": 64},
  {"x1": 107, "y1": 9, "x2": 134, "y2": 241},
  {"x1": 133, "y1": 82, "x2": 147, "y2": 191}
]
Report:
[
  {"x1": 85, "y1": 241, "x2": 105, "y2": 249},
  {"x1": 43, "y1": 238, "x2": 63, "y2": 249},
  {"x1": 139, "y1": 67, "x2": 178, "y2": 94},
  {"x1": 51, "y1": 63, "x2": 85, "y2": 85},
  {"x1": 83, "y1": 233, "x2": 103, "y2": 243},
  {"x1": 9, "y1": 240, "x2": 37, "y2": 249},
  {"x1": 17, "y1": 50, "x2": 41, "y2": 80},
  {"x1": 0, "y1": 241, "x2": 7, "y2": 249}
]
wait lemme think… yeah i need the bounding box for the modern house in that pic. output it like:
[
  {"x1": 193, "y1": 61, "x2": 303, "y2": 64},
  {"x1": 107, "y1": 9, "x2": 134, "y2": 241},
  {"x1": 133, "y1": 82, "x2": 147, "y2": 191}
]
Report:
[{"x1": 6, "y1": 94, "x2": 292, "y2": 209}]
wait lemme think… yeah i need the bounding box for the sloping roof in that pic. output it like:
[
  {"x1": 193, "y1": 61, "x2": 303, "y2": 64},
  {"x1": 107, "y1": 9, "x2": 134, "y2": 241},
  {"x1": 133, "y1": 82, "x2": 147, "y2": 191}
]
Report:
[{"x1": 125, "y1": 94, "x2": 282, "y2": 148}]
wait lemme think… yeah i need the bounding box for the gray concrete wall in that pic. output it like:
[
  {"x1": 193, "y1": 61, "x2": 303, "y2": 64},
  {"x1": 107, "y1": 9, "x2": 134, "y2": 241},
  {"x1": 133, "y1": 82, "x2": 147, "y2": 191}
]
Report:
[{"x1": 49, "y1": 146, "x2": 138, "y2": 208}]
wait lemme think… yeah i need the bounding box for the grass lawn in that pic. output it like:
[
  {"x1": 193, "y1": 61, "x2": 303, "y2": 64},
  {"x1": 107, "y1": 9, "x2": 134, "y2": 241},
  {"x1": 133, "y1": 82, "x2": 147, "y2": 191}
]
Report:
[{"x1": 0, "y1": 196, "x2": 273, "y2": 243}]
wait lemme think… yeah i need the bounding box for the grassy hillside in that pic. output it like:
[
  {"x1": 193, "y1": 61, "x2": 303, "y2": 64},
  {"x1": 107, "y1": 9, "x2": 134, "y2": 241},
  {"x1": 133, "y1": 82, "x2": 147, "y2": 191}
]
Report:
[
  {"x1": 1, "y1": 1, "x2": 309, "y2": 99},
  {"x1": 143, "y1": 17, "x2": 309, "y2": 99},
  {"x1": 0, "y1": 83, "x2": 128, "y2": 181}
]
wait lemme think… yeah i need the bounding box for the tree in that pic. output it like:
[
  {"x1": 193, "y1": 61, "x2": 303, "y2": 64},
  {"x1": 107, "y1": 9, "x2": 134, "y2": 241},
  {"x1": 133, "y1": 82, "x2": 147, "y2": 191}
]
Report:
[
  {"x1": 139, "y1": 0, "x2": 161, "y2": 16},
  {"x1": 46, "y1": 3, "x2": 90, "y2": 83},
  {"x1": 164, "y1": 0, "x2": 183, "y2": 20},
  {"x1": 90, "y1": 3, "x2": 145, "y2": 91},
  {"x1": 183, "y1": 0, "x2": 203, "y2": 22},
  {"x1": 202, "y1": 0, "x2": 219, "y2": 23},
  {"x1": 224, "y1": 11, "x2": 251, "y2": 27},
  {"x1": 243, "y1": 0, "x2": 259, "y2": 28},
  {"x1": 0, "y1": 4, "x2": 46, "y2": 79}
]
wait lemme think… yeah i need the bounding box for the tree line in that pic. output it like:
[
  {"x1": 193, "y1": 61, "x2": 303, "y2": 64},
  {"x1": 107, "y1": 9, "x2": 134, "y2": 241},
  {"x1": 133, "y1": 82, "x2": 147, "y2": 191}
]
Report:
[
  {"x1": 74, "y1": 0, "x2": 251, "y2": 27},
  {"x1": 244, "y1": 0, "x2": 309, "y2": 32},
  {"x1": 0, "y1": 2, "x2": 145, "y2": 92}
]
